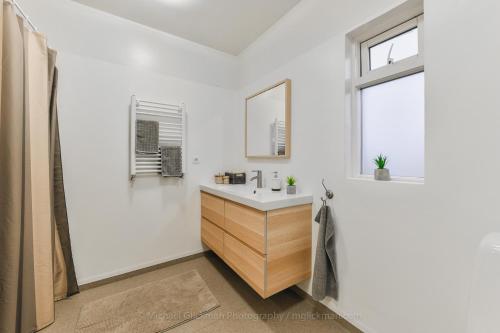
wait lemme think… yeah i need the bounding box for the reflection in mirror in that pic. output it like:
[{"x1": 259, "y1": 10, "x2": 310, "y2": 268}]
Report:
[{"x1": 246, "y1": 80, "x2": 290, "y2": 158}]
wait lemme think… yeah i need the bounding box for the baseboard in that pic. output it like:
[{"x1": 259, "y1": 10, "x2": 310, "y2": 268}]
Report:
[
  {"x1": 77, "y1": 250, "x2": 374, "y2": 333},
  {"x1": 78, "y1": 249, "x2": 208, "y2": 290},
  {"x1": 291, "y1": 286, "x2": 367, "y2": 333}
]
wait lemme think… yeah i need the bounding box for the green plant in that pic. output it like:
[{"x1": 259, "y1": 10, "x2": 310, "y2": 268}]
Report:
[
  {"x1": 373, "y1": 154, "x2": 388, "y2": 169},
  {"x1": 286, "y1": 176, "x2": 296, "y2": 186}
]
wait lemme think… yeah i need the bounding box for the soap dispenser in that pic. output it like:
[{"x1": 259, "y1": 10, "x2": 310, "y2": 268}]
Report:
[{"x1": 271, "y1": 171, "x2": 282, "y2": 191}]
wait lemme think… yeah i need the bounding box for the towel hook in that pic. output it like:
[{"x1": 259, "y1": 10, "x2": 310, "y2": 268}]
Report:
[{"x1": 321, "y1": 178, "x2": 334, "y2": 206}]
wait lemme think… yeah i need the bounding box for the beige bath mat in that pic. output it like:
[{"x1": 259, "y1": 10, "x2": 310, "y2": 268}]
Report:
[{"x1": 75, "y1": 270, "x2": 219, "y2": 333}]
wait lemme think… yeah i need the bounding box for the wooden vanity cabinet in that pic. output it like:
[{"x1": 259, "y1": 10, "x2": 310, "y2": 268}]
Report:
[{"x1": 200, "y1": 191, "x2": 312, "y2": 298}]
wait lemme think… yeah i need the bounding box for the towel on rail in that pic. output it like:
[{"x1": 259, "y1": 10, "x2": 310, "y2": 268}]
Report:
[
  {"x1": 277, "y1": 146, "x2": 286, "y2": 156},
  {"x1": 312, "y1": 204, "x2": 338, "y2": 301},
  {"x1": 136, "y1": 120, "x2": 159, "y2": 153},
  {"x1": 161, "y1": 146, "x2": 183, "y2": 177}
]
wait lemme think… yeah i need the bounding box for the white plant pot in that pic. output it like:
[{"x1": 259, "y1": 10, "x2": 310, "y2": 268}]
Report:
[{"x1": 374, "y1": 168, "x2": 391, "y2": 181}]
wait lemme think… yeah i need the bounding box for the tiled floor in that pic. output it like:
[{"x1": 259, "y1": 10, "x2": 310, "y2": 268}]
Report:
[{"x1": 41, "y1": 253, "x2": 359, "y2": 333}]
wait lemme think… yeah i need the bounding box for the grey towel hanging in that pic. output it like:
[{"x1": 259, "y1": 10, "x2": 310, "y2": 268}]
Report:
[
  {"x1": 136, "y1": 119, "x2": 159, "y2": 153},
  {"x1": 161, "y1": 146, "x2": 183, "y2": 178},
  {"x1": 312, "y1": 204, "x2": 338, "y2": 301}
]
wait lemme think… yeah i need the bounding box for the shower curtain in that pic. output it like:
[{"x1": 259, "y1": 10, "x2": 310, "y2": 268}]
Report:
[
  {"x1": 48, "y1": 49, "x2": 79, "y2": 300},
  {"x1": 0, "y1": 2, "x2": 78, "y2": 332}
]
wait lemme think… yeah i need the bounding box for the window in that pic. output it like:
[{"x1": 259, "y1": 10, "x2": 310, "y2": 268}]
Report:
[
  {"x1": 348, "y1": 13, "x2": 425, "y2": 180},
  {"x1": 361, "y1": 72, "x2": 424, "y2": 177},
  {"x1": 368, "y1": 27, "x2": 418, "y2": 71}
]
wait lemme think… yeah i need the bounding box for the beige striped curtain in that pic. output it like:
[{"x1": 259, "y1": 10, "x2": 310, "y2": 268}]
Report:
[{"x1": 0, "y1": 2, "x2": 78, "y2": 332}]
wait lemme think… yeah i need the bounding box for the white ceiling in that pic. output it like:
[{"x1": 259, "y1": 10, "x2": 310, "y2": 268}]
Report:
[{"x1": 72, "y1": 0, "x2": 302, "y2": 55}]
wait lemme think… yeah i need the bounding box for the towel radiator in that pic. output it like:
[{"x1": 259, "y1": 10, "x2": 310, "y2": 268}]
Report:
[
  {"x1": 272, "y1": 119, "x2": 286, "y2": 156},
  {"x1": 129, "y1": 95, "x2": 186, "y2": 180}
]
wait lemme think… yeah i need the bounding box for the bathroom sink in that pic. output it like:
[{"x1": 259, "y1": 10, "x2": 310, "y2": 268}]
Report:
[
  {"x1": 199, "y1": 183, "x2": 313, "y2": 211},
  {"x1": 219, "y1": 185, "x2": 266, "y2": 196}
]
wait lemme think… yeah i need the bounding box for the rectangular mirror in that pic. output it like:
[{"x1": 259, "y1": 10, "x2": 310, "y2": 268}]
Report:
[{"x1": 246, "y1": 79, "x2": 291, "y2": 158}]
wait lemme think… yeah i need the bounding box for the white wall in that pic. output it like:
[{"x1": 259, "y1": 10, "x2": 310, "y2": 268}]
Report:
[
  {"x1": 19, "y1": 0, "x2": 236, "y2": 284},
  {"x1": 56, "y1": 53, "x2": 233, "y2": 284},
  {"x1": 238, "y1": 0, "x2": 409, "y2": 87},
  {"x1": 227, "y1": 1, "x2": 500, "y2": 333},
  {"x1": 18, "y1": 0, "x2": 238, "y2": 89}
]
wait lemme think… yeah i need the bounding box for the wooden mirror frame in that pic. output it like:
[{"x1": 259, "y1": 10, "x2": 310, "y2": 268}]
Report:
[{"x1": 245, "y1": 79, "x2": 291, "y2": 159}]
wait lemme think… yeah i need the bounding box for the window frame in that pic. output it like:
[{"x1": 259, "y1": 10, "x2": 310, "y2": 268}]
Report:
[
  {"x1": 360, "y1": 16, "x2": 424, "y2": 82},
  {"x1": 347, "y1": 10, "x2": 425, "y2": 183},
  {"x1": 355, "y1": 14, "x2": 424, "y2": 89}
]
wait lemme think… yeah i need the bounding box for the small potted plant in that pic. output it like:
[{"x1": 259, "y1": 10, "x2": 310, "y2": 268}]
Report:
[
  {"x1": 374, "y1": 154, "x2": 390, "y2": 181},
  {"x1": 286, "y1": 176, "x2": 296, "y2": 194}
]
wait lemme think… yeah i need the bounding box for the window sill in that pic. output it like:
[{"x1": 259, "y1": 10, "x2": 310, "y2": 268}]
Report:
[{"x1": 348, "y1": 174, "x2": 424, "y2": 185}]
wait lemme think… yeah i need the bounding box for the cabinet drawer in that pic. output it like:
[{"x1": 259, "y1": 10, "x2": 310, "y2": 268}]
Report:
[
  {"x1": 201, "y1": 218, "x2": 224, "y2": 256},
  {"x1": 224, "y1": 201, "x2": 266, "y2": 254},
  {"x1": 223, "y1": 233, "x2": 266, "y2": 297},
  {"x1": 201, "y1": 192, "x2": 224, "y2": 228}
]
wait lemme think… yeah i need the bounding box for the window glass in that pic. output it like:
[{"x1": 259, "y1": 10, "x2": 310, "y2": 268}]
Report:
[
  {"x1": 361, "y1": 72, "x2": 424, "y2": 178},
  {"x1": 369, "y1": 27, "x2": 419, "y2": 70}
]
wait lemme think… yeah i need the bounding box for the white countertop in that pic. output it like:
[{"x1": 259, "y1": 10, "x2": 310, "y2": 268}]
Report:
[{"x1": 200, "y1": 183, "x2": 313, "y2": 211}]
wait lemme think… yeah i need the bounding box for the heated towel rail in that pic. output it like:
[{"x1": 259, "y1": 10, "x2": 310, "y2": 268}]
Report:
[
  {"x1": 130, "y1": 95, "x2": 186, "y2": 180},
  {"x1": 273, "y1": 119, "x2": 286, "y2": 156}
]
